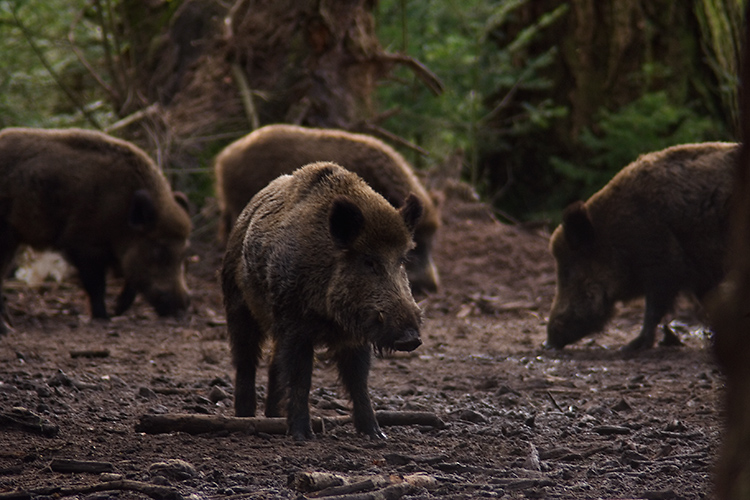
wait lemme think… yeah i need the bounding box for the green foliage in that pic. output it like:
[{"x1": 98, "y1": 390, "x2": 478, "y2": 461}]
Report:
[
  {"x1": 375, "y1": 0, "x2": 568, "y2": 179},
  {"x1": 550, "y1": 91, "x2": 723, "y2": 200},
  {"x1": 1, "y1": 0, "x2": 742, "y2": 220},
  {"x1": 0, "y1": 0, "x2": 114, "y2": 128},
  {"x1": 695, "y1": 0, "x2": 747, "y2": 136}
]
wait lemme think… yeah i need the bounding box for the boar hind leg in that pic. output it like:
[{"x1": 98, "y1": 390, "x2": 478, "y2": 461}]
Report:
[
  {"x1": 227, "y1": 303, "x2": 263, "y2": 417},
  {"x1": 114, "y1": 283, "x2": 137, "y2": 316},
  {"x1": 0, "y1": 228, "x2": 18, "y2": 334},
  {"x1": 624, "y1": 291, "x2": 674, "y2": 351},
  {"x1": 265, "y1": 350, "x2": 284, "y2": 417},
  {"x1": 336, "y1": 346, "x2": 385, "y2": 439}
]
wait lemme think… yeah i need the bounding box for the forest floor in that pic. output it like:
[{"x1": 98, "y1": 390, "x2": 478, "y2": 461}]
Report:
[{"x1": 0, "y1": 189, "x2": 721, "y2": 499}]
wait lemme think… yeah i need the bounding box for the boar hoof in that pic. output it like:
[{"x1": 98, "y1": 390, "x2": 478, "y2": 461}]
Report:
[
  {"x1": 367, "y1": 428, "x2": 387, "y2": 440},
  {"x1": 393, "y1": 329, "x2": 422, "y2": 352},
  {"x1": 621, "y1": 335, "x2": 654, "y2": 352},
  {"x1": 289, "y1": 419, "x2": 314, "y2": 441}
]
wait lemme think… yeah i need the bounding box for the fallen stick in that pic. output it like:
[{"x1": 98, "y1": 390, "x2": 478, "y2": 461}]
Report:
[
  {"x1": 0, "y1": 407, "x2": 58, "y2": 437},
  {"x1": 0, "y1": 480, "x2": 181, "y2": 500},
  {"x1": 290, "y1": 472, "x2": 438, "y2": 498},
  {"x1": 135, "y1": 411, "x2": 445, "y2": 435},
  {"x1": 308, "y1": 479, "x2": 378, "y2": 498},
  {"x1": 49, "y1": 458, "x2": 114, "y2": 474}
]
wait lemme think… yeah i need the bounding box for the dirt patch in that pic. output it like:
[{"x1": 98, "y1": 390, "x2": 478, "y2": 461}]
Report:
[{"x1": 0, "y1": 192, "x2": 721, "y2": 499}]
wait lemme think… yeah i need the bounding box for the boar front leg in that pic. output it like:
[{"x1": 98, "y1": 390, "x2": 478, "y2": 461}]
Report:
[
  {"x1": 623, "y1": 291, "x2": 674, "y2": 351},
  {"x1": 276, "y1": 331, "x2": 315, "y2": 441},
  {"x1": 227, "y1": 302, "x2": 263, "y2": 418},
  {"x1": 66, "y1": 250, "x2": 109, "y2": 319},
  {"x1": 336, "y1": 345, "x2": 385, "y2": 439}
]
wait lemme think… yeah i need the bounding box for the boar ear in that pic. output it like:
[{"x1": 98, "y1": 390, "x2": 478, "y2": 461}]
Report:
[
  {"x1": 173, "y1": 191, "x2": 191, "y2": 215},
  {"x1": 399, "y1": 193, "x2": 423, "y2": 234},
  {"x1": 329, "y1": 196, "x2": 364, "y2": 249},
  {"x1": 128, "y1": 189, "x2": 157, "y2": 231},
  {"x1": 562, "y1": 200, "x2": 594, "y2": 247}
]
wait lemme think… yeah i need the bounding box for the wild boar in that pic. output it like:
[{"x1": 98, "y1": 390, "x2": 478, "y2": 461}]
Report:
[
  {"x1": 0, "y1": 127, "x2": 191, "y2": 333},
  {"x1": 546, "y1": 142, "x2": 737, "y2": 350},
  {"x1": 221, "y1": 161, "x2": 423, "y2": 440},
  {"x1": 214, "y1": 124, "x2": 440, "y2": 294}
]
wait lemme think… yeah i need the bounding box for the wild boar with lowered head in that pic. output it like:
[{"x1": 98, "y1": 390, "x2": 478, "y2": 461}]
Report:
[
  {"x1": 546, "y1": 142, "x2": 736, "y2": 351},
  {"x1": 221, "y1": 161, "x2": 423, "y2": 440},
  {"x1": 0, "y1": 127, "x2": 191, "y2": 333},
  {"x1": 214, "y1": 124, "x2": 440, "y2": 294}
]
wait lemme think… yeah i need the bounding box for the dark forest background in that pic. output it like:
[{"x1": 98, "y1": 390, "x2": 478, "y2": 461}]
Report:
[{"x1": 0, "y1": 0, "x2": 744, "y2": 222}]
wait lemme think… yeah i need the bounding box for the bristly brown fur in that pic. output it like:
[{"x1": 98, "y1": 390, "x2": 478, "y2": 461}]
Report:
[
  {"x1": 548, "y1": 142, "x2": 738, "y2": 350},
  {"x1": 222, "y1": 161, "x2": 423, "y2": 440},
  {"x1": 0, "y1": 127, "x2": 191, "y2": 332},
  {"x1": 214, "y1": 124, "x2": 441, "y2": 294}
]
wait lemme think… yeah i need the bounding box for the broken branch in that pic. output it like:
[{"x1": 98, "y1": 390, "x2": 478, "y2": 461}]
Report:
[
  {"x1": 0, "y1": 407, "x2": 58, "y2": 437},
  {"x1": 49, "y1": 458, "x2": 114, "y2": 474},
  {"x1": 0, "y1": 480, "x2": 181, "y2": 500},
  {"x1": 378, "y1": 53, "x2": 445, "y2": 96}
]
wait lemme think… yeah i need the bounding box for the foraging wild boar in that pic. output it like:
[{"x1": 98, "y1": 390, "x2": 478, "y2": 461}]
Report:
[
  {"x1": 214, "y1": 124, "x2": 440, "y2": 294},
  {"x1": 0, "y1": 128, "x2": 191, "y2": 333},
  {"x1": 222, "y1": 161, "x2": 423, "y2": 440},
  {"x1": 547, "y1": 142, "x2": 737, "y2": 351}
]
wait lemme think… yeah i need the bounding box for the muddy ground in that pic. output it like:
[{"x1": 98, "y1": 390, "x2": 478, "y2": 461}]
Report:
[{"x1": 0, "y1": 191, "x2": 721, "y2": 499}]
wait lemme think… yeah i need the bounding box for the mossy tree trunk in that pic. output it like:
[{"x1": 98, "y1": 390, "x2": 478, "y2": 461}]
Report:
[
  {"x1": 479, "y1": 0, "x2": 721, "y2": 217},
  {"x1": 529, "y1": 0, "x2": 705, "y2": 142}
]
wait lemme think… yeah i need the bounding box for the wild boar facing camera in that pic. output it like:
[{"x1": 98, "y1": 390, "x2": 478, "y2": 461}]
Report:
[
  {"x1": 0, "y1": 128, "x2": 191, "y2": 333},
  {"x1": 547, "y1": 142, "x2": 736, "y2": 351},
  {"x1": 221, "y1": 161, "x2": 423, "y2": 440},
  {"x1": 214, "y1": 124, "x2": 440, "y2": 294}
]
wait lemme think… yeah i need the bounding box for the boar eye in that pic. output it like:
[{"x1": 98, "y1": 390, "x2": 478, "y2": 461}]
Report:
[{"x1": 363, "y1": 255, "x2": 380, "y2": 273}]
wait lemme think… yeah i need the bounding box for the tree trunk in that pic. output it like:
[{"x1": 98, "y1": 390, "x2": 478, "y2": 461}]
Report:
[
  {"x1": 157, "y1": 0, "x2": 387, "y2": 140},
  {"x1": 709, "y1": 4, "x2": 750, "y2": 498}
]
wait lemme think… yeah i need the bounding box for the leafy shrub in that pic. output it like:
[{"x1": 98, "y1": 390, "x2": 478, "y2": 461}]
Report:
[{"x1": 550, "y1": 91, "x2": 724, "y2": 201}]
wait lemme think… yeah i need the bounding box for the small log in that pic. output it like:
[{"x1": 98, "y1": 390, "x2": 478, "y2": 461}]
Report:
[
  {"x1": 49, "y1": 458, "x2": 114, "y2": 474},
  {"x1": 136, "y1": 414, "x2": 313, "y2": 435},
  {"x1": 0, "y1": 480, "x2": 180, "y2": 500},
  {"x1": 308, "y1": 479, "x2": 378, "y2": 498},
  {"x1": 289, "y1": 471, "x2": 347, "y2": 493},
  {"x1": 0, "y1": 407, "x2": 58, "y2": 437},
  {"x1": 135, "y1": 411, "x2": 445, "y2": 435},
  {"x1": 0, "y1": 491, "x2": 31, "y2": 500},
  {"x1": 318, "y1": 483, "x2": 414, "y2": 500}
]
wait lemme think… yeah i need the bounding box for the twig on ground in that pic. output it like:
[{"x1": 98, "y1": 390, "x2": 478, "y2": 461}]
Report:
[{"x1": 49, "y1": 458, "x2": 114, "y2": 474}]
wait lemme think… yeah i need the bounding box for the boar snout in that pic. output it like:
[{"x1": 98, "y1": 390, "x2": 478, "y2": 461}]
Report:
[
  {"x1": 546, "y1": 304, "x2": 611, "y2": 349},
  {"x1": 407, "y1": 253, "x2": 440, "y2": 295},
  {"x1": 393, "y1": 328, "x2": 422, "y2": 352},
  {"x1": 146, "y1": 288, "x2": 190, "y2": 317}
]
